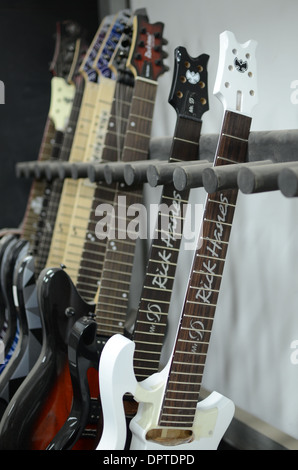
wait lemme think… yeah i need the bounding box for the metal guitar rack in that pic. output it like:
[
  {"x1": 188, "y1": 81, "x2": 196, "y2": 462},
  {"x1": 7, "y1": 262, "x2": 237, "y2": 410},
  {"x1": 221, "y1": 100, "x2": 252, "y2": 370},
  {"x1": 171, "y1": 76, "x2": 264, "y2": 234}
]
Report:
[{"x1": 15, "y1": 128, "x2": 298, "y2": 198}]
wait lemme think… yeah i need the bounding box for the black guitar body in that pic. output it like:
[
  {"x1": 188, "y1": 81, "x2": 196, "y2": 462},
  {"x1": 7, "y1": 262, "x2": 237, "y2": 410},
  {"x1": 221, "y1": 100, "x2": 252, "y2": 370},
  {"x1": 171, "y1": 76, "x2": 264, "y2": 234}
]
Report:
[
  {"x1": 0, "y1": 253, "x2": 43, "y2": 420},
  {"x1": 47, "y1": 316, "x2": 105, "y2": 450},
  {"x1": 0, "y1": 266, "x2": 94, "y2": 449},
  {"x1": 0, "y1": 234, "x2": 18, "y2": 337},
  {"x1": 0, "y1": 238, "x2": 28, "y2": 366}
]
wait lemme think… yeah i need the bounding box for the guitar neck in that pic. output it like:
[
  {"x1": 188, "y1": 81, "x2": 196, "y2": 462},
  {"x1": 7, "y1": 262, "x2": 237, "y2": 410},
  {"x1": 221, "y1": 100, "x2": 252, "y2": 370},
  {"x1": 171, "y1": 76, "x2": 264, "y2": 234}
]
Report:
[
  {"x1": 46, "y1": 15, "x2": 130, "y2": 269},
  {"x1": 72, "y1": 79, "x2": 134, "y2": 298},
  {"x1": 121, "y1": 77, "x2": 157, "y2": 162},
  {"x1": 132, "y1": 116, "x2": 202, "y2": 381},
  {"x1": 33, "y1": 78, "x2": 85, "y2": 275},
  {"x1": 21, "y1": 116, "x2": 57, "y2": 243},
  {"x1": 92, "y1": 78, "x2": 159, "y2": 335},
  {"x1": 158, "y1": 110, "x2": 251, "y2": 428}
]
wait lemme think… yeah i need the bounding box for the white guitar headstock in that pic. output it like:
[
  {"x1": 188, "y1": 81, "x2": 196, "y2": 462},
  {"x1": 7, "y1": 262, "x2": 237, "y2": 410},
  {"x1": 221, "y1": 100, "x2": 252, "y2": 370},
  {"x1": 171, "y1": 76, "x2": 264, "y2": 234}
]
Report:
[{"x1": 213, "y1": 31, "x2": 258, "y2": 116}]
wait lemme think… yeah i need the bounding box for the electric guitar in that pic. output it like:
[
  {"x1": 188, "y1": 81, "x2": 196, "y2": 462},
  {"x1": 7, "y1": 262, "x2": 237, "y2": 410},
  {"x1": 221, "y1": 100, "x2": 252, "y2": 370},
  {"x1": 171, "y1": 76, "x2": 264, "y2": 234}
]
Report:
[
  {"x1": 49, "y1": 45, "x2": 209, "y2": 451},
  {"x1": 0, "y1": 11, "x2": 132, "y2": 451},
  {"x1": 0, "y1": 23, "x2": 83, "y2": 419},
  {"x1": 96, "y1": 30, "x2": 258, "y2": 450},
  {"x1": 0, "y1": 21, "x2": 78, "y2": 340},
  {"x1": 0, "y1": 21, "x2": 80, "y2": 365},
  {"x1": 43, "y1": 13, "x2": 168, "y2": 450},
  {"x1": 45, "y1": 10, "x2": 131, "y2": 271}
]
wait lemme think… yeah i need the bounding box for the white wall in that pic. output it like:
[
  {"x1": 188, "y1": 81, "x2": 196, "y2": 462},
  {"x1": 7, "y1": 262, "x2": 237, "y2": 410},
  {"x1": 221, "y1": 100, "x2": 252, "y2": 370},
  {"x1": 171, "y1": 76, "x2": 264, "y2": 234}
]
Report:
[{"x1": 131, "y1": 0, "x2": 298, "y2": 440}]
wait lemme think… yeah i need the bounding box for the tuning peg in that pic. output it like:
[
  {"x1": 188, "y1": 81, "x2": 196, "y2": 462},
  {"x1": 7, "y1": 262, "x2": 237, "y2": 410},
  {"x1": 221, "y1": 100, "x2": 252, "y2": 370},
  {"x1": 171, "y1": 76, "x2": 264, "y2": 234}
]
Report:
[{"x1": 162, "y1": 38, "x2": 168, "y2": 45}]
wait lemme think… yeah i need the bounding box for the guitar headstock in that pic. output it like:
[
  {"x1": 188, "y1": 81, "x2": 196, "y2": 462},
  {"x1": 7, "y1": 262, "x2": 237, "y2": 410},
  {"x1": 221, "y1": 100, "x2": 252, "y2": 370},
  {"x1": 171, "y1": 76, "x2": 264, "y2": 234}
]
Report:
[
  {"x1": 213, "y1": 31, "x2": 258, "y2": 115},
  {"x1": 49, "y1": 20, "x2": 82, "y2": 79},
  {"x1": 127, "y1": 14, "x2": 168, "y2": 81},
  {"x1": 93, "y1": 9, "x2": 132, "y2": 79},
  {"x1": 168, "y1": 46, "x2": 209, "y2": 120},
  {"x1": 79, "y1": 15, "x2": 114, "y2": 82}
]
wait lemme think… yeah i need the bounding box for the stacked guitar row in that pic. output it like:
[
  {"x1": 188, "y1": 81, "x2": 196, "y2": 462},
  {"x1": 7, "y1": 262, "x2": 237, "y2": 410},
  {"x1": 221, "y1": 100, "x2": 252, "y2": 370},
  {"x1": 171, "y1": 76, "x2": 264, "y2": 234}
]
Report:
[{"x1": 0, "y1": 7, "x2": 296, "y2": 451}]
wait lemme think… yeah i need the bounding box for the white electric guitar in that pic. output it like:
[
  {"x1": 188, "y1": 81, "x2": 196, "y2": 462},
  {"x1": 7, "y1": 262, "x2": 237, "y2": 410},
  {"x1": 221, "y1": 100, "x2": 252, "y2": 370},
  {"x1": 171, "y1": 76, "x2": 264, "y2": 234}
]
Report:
[{"x1": 96, "y1": 30, "x2": 258, "y2": 451}]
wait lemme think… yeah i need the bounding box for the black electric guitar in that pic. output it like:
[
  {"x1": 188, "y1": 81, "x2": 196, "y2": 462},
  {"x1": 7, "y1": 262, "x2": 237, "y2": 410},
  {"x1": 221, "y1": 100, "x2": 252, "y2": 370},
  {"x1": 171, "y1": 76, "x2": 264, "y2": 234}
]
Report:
[
  {"x1": 0, "y1": 23, "x2": 83, "y2": 420},
  {"x1": 0, "y1": 10, "x2": 133, "y2": 451},
  {"x1": 0, "y1": 20, "x2": 80, "y2": 370}
]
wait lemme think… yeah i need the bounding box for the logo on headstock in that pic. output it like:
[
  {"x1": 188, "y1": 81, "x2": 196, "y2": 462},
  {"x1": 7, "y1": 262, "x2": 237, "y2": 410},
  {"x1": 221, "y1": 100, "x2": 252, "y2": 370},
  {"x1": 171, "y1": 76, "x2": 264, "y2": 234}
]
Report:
[
  {"x1": 144, "y1": 32, "x2": 154, "y2": 59},
  {"x1": 186, "y1": 70, "x2": 200, "y2": 85},
  {"x1": 234, "y1": 57, "x2": 248, "y2": 73}
]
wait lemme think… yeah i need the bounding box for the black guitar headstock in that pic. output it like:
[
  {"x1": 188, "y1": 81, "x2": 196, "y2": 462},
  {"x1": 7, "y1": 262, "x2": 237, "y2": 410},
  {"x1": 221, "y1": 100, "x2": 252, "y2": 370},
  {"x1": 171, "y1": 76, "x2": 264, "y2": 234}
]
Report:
[{"x1": 168, "y1": 47, "x2": 209, "y2": 120}]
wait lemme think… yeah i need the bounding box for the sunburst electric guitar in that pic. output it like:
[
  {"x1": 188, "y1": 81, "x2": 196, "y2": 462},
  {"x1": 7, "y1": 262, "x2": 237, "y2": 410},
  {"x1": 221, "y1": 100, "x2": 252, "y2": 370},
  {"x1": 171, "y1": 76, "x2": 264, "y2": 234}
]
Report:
[{"x1": 96, "y1": 30, "x2": 258, "y2": 450}]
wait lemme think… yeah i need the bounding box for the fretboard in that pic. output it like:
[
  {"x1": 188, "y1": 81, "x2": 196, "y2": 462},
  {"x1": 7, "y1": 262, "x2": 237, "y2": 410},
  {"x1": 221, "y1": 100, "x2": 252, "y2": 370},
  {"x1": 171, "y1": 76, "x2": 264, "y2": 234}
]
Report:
[
  {"x1": 33, "y1": 78, "x2": 85, "y2": 276},
  {"x1": 93, "y1": 78, "x2": 158, "y2": 334},
  {"x1": 132, "y1": 116, "x2": 202, "y2": 381},
  {"x1": 45, "y1": 80, "x2": 100, "y2": 268},
  {"x1": 60, "y1": 76, "x2": 117, "y2": 283},
  {"x1": 72, "y1": 77, "x2": 134, "y2": 299},
  {"x1": 158, "y1": 110, "x2": 251, "y2": 428},
  {"x1": 46, "y1": 18, "x2": 126, "y2": 269},
  {"x1": 31, "y1": 128, "x2": 64, "y2": 260},
  {"x1": 21, "y1": 116, "x2": 56, "y2": 244}
]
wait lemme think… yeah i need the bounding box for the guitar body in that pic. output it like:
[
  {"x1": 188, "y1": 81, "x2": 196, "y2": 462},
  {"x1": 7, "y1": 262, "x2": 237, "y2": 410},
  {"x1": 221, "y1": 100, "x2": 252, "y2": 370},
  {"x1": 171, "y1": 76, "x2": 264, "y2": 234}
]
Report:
[
  {"x1": 0, "y1": 266, "x2": 94, "y2": 449},
  {"x1": 0, "y1": 234, "x2": 18, "y2": 335},
  {"x1": 97, "y1": 334, "x2": 234, "y2": 450},
  {"x1": 0, "y1": 253, "x2": 43, "y2": 419},
  {"x1": 47, "y1": 316, "x2": 103, "y2": 450},
  {"x1": 0, "y1": 238, "x2": 28, "y2": 370}
]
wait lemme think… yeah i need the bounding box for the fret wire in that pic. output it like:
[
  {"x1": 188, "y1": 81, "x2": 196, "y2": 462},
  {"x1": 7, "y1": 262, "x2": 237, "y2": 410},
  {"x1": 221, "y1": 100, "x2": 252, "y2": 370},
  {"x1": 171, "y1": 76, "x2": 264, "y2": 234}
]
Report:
[
  {"x1": 133, "y1": 340, "x2": 165, "y2": 347},
  {"x1": 186, "y1": 299, "x2": 217, "y2": 307},
  {"x1": 133, "y1": 348, "x2": 162, "y2": 355},
  {"x1": 143, "y1": 286, "x2": 174, "y2": 294},
  {"x1": 144, "y1": 273, "x2": 175, "y2": 280},
  {"x1": 193, "y1": 269, "x2": 222, "y2": 278},
  {"x1": 104, "y1": 249, "x2": 135, "y2": 258},
  {"x1": 99, "y1": 277, "x2": 131, "y2": 285},
  {"x1": 196, "y1": 253, "x2": 226, "y2": 262},
  {"x1": 200, "y1": 236, "x2": 229, "y2": 245},
  {"x1": 97, "y1": 300, "x2": 127, "y2": 310},
  {"x1": 151, "y1": 244, "x2": 180, "y2": 252},
  {"x1": 132, "y1": 95, "x2": 156, "y2": 104},
  {"x1": 189, "y1": 285, "x2": 219, "y2": 293},
  {"x1": 173, "y1": 136, "x2": 201, "y2": 146},
  {"x1": 136, "y1": 320, "x2": 167, "y2": 327},
  {"x1": 159, "y1": 421, "x2": 195, "y2": 426},
  {"x1": 138, "y1": 308, "x2": 169, "y2": 316},
  {"x1": 222, "y1": 132, "x2": 248, "y2": 142},
  {"x1": 203, "y1": 217, "x2": 232, "y2": 227},
  {"x1": 162, "y1": 195, "x2": 190, "y2": 204},
  {"x1": 177, "y1": 333, "x2": 212, "y2": 342},
  {"x1": 155, "y1": 229, "x2": 183, "y2": 237},
  {"x1": 132, "y1": 363, "x2": 160, "y2": 368},
  {"x1": 122, "y1": 145, "x2": 148, "y2": 154},
  {"x1": 206, "y1": 199, "x2": 236, "y2": 207},
  {"x1": 141, "y1": 297, "x2": 171, "y2": 304},
  {"x1": 102, "y1": 259, "x2": 134, "y2": 267},
  {"x1": 134, "y1": 330, "x2": 165, "y2": 337},
  {"x1": 100, "y1": 269, "x2": 132, "y2": 277},
  {"x1": 95, "y1": 311, "x2": 126, "y2": 320},
  {"x1": 217, "y1": 156, "x2": 238, "y2": 164},
  {"x1": 128, "y1": 113, "x2": 153, "y2": 122}
]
